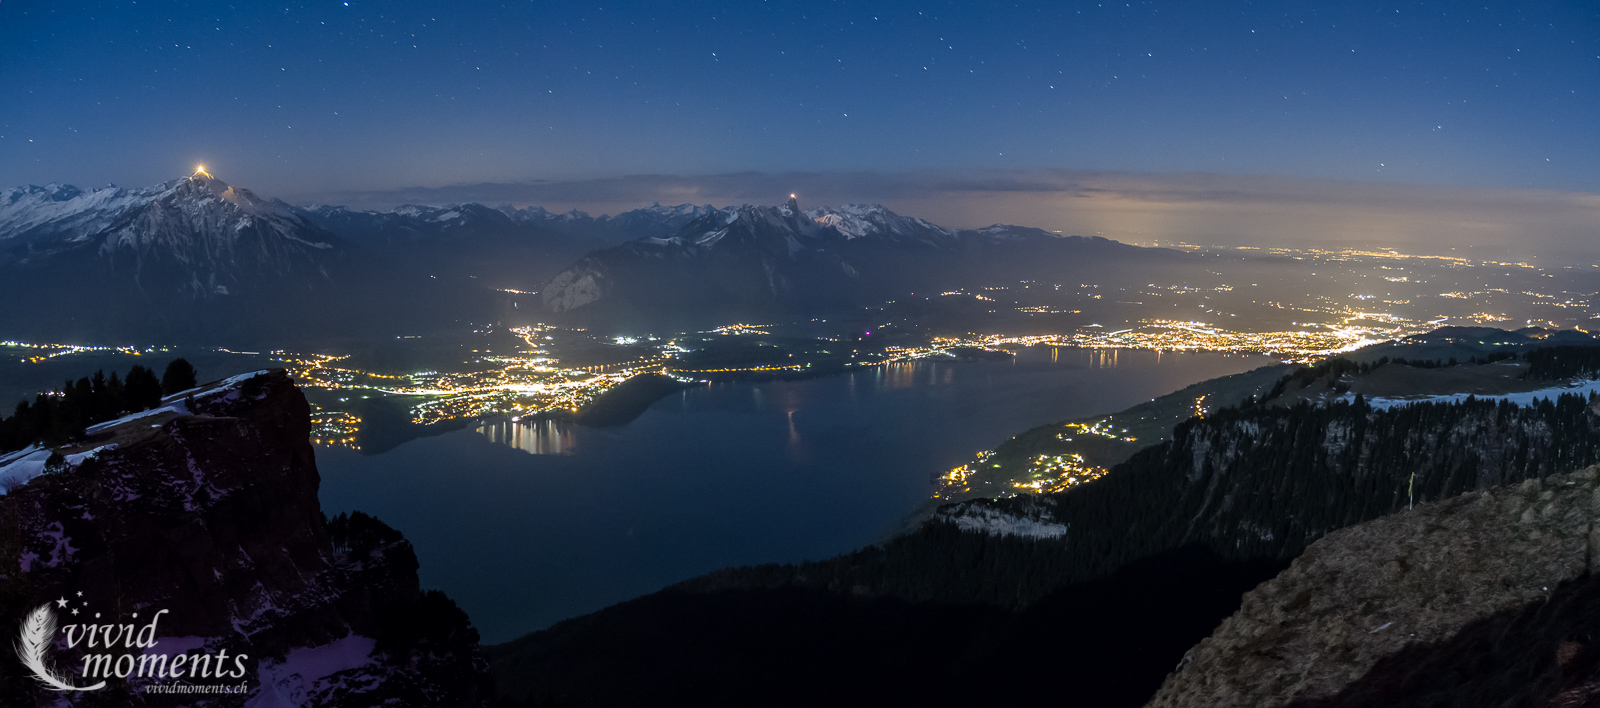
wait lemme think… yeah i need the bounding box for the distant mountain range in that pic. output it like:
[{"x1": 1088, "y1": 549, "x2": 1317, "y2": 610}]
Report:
[
  {"x1": 0, "y1": 172, "x2": 1178, "y2": 342},
  {"x1": 540, "y1": 197, "x2": 1166, "y2": 328},
  {"x1": 499, "y1": 202, "x2": 724, "y2": 244},
  {"x1": 299, "y1": 201, "x2": 721, "y2": 249}
]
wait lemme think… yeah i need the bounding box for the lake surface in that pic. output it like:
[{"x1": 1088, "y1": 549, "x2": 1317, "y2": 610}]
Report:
[{"x1": 317, "y1": 347, "x2": 1271, "y2": 643}]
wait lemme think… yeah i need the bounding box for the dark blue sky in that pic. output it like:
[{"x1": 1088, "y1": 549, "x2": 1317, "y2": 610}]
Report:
[{"x1": 2, "y1": 0, "x2": 1596, "y2": 206}]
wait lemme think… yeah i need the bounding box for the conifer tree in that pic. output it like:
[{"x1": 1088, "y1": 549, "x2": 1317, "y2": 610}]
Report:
[
  {"x1": 161, "y1": 359, "x2": 197, "y2": 395},
  {"x1": 124, "y1": 365, "x2": 163, "y2": 411},
  {"x1": 105, "y1": 372, "x2": 125, "y2": 415}
]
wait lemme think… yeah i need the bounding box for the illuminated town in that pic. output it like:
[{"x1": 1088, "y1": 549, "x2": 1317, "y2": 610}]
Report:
[
  {"x1": 902, "y1": 320, "x2": 1390, "y2": 365},
  {"x1": 0, "y1": 339, "x2": 164, "y2": 364},
  {"x1": 274, "y1": 325, "x2": 651, "y2": 446},
  {"x1": 934, "y1": 421, "x2": 1135, "y2": 501}
]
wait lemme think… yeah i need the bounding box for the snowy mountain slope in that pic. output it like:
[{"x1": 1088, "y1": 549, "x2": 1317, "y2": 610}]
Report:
[
  {"x1": 537, "y1": 198, "x2": 1144, "y2": 325},
  {"x1": 804, "y1": 203, "x2": 957, "y2": 244},
  {"x1": 0, "y1": 183, "x2": 147, "y2": 240},
  {"x1": 0, "y1": 172, "x2": 360, "y2": 344},
  {"x1": 0, "y1": 171, "x2": 339, "y2": 298}
]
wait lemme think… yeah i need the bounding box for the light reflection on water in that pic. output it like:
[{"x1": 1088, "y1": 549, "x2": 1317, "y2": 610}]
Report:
[
  {"x1": 477, "y1": 418, "x2": 576, "y2": 455},
  {"x1": 475, "y1": 348, "x2": 1168, "y2": 455}
]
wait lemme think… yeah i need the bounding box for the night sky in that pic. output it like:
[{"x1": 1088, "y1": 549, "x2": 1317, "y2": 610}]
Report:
[{"x1": 2, "y1": 1, "x2": 1596, "y2": 247}]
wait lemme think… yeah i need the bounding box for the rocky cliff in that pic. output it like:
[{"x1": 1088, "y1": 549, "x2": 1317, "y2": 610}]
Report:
[
  {"x1": 0, "y1": 370, "x2": 491, "y2": 706},
  {"x1": 1149, "y1": 465, "x2": 1600, "y2": 708}
]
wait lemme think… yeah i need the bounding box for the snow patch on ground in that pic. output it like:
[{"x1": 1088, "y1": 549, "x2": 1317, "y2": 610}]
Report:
[
  {"x1": 245, "y1": 635, "x2": 377, "y2": 708},
  {"x1": 936, "y1": 498, "x2": 1069, "y2": 539},
  {"x1": 84, "y1": 403, "x2": 190, "y2": 434},
  {"x1": 0, "y1": 446, "x2": 47, "y2": 490},
  {"x1": 1344, "y1": 378, "x2": 1600, "y2": 410},
  {"x1": 65, "y1": 444, "x2": 116, "y2": 466},
  {"x1": 216, "y1": 370, "x2": 273, "y2": 389},
  {"x1": 0, "y1": 443, "x2": 115, "y2": 496}
]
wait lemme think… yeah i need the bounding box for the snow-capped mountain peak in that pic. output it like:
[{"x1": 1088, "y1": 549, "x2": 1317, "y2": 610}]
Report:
[
  {"x1": 170, "y1": 172, "x2": 285, "y2": 216},
  {"x1": 804, "y1": 203, "x2": 956, "y2": 242},
  {"x1": 0, "y1": 172, "x2": 340, "y2": 299}
]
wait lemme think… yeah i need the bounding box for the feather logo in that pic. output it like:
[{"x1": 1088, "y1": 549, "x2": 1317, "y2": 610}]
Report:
[{"x1": 15, "y1": 604, "x2": 105, "y2": 692}]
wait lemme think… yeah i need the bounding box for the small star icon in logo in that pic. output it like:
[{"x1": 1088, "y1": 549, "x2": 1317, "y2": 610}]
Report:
[
  {"x1": 70, "y1": 609, "x2": 79, "y2": 616},
  {"x1": 56, "y1": 598, "x2": 67, "y2": 608},
  {"x1": 75, "y1": 591, "x2": 82, "y2": 597}
]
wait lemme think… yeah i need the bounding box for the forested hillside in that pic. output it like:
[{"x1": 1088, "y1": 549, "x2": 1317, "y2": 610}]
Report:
[
  {"x1": 492, "y1": 388, "x2": 1600, "y2": 706},
  {"x1": 691, "y1": 393, "x2": 1600, "y2": 606}
]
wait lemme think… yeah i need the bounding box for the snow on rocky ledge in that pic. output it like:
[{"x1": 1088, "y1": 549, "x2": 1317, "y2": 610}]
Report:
[
  {"x1": 0, "y1": 370, "x2": 272, "y2": 496},
  {"x1": 245, "y1": 635, "x2": 379, "y2": 708}
]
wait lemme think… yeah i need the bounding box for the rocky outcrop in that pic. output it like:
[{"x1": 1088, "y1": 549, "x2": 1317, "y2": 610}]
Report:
[
  {"x1": 1148, "y1": 465, "x2": 1600, "y2": 708},
  {"x1": 539, "y1": 258, "x2": 609, "y2": 314},
  {"x1": 0, "y1": 370, "x2": 491, "y2": 706}
]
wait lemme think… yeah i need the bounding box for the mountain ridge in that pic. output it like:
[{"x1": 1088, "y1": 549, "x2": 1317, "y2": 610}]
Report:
[
  {"x1": 537, "y1": 198, "x2": 1146, "y2": 328},
  {"x1": 0, "y1": 172, "x2": 1168, "y2": 343}
]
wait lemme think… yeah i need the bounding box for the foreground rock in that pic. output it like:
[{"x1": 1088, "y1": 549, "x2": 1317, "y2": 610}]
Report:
[
  {"x1": 0, "y1": 370, "x2": 491, "y2": 706},
  {"x1": 1149, "y1": 465, "x2": 1600, "y2": 708}
]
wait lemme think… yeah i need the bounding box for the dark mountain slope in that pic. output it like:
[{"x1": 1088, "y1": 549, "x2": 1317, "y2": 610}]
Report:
[
  {"x1": 539, "y1": 200, "x2": 1174, "y2": 329},
  {"x1": 299, "y1": 202, "x2": 603, "y2": 289},
  {"x1": 490, "y1": 386, "x2": 1600, "y2": 705},
  {"x1": 488, "y1": 547, "x2": 1282, "y2": 708},
  {"x1": 499, "y1": 202, "x2": 724, "y2": 245}
]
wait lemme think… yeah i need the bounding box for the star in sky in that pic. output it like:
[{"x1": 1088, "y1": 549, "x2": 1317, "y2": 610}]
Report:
[{"x1": 0, "y1": 0, "x2": 1592, "y2": 196}]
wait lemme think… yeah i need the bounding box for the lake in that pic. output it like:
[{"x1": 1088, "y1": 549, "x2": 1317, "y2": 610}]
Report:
[{"x1": 316, "y1": 347, "x2": 1271, "y2": 643}]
